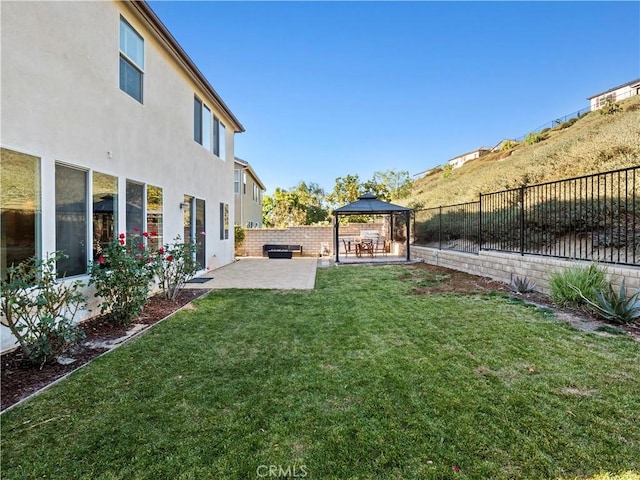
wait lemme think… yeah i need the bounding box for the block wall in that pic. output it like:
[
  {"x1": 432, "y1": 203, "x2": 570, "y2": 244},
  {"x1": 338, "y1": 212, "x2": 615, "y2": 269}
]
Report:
[
  {"x1": 411, "y1": 246, "x2": 640, "y2": 293},
  {"x1": 237, "y1": 223, "x2": 385, "y2": 257}
]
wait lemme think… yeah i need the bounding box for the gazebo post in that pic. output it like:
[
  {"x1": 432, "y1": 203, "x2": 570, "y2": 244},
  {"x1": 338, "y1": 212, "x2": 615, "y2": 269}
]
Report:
[
  {"x1": 334, "y1": 214, "x2": 340, "y2": 263},
  {"x1": 390, "y1": 214, "x2": 394, "y2": 254},
  {"x1": 405, "y1": 211, "x2": 410, "y2": 261}
]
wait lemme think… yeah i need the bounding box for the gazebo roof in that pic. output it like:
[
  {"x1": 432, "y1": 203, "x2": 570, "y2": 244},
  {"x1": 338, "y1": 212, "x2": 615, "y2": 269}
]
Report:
[{"x1": 333, "y1": 193, "x2": 411, "y2": 215}]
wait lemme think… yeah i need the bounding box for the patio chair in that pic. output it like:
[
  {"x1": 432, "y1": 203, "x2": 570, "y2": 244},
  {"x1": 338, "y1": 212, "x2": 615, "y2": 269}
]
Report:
[
  {"x1": 341, "y1": 237, "x2": 355, "y2": 256},
  {"x1": 374, "y1": 236, "x2": 388, "y2": 256}
]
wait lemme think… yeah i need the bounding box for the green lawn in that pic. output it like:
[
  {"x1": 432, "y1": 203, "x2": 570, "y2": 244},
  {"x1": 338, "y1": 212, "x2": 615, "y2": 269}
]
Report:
[{"x1": 2, "y1": 265, "x2": 639, "y2": 480}]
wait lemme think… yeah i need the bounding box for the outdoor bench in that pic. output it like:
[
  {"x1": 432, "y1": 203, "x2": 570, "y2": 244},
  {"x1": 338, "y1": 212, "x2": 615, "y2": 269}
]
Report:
[{"x1": 263, "y1": 244, "x2": 303, "y2": 259}]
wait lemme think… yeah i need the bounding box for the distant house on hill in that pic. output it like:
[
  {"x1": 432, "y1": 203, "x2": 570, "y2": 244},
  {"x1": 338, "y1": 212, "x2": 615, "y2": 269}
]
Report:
[
  {"x1": 588, "y1": 78, "x2": 640, "y2": 111},
  {"x1": 448, "y1": 148, "x2": 490, "y2": 169}
]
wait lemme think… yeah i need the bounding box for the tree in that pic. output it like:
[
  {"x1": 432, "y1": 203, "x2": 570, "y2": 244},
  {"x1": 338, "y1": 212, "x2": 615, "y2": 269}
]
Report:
[
  {"x1": 296, "y1": 181, "x2": 330, "y2": 225},
  {"x1": 262, "y1": 182, "x2": 329, "y2": 227},
  {"x1": 327, "y1": 174, "x2": 363, "y2": 208},
  {"x1": 264, "y1": 170, "x2": 414, "y2": 227},
  {"x1": 372, "y1": 170, "x2": 413, "y2": 201}
]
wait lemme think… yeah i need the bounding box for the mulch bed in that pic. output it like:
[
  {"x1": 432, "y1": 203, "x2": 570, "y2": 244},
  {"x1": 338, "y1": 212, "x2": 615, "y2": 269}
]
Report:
[{"x1": 1, "y1": 289, "x2": 209, "y2": 412}]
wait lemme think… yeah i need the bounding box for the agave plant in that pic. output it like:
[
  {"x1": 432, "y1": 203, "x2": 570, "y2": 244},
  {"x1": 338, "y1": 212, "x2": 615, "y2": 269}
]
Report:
[
  {"x1": 572, "y1": 279, "x2": 640, "y2": 325},
  {"x1": 510, "y1": 275, "x2": 536, "y2": 293}
]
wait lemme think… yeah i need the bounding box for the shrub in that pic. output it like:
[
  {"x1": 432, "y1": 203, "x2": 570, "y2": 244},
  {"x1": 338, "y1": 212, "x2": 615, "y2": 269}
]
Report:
[
  {"x1": 577, "y1": 279, "x2": 640, "y2": 325},
  {"x1": 500, "y1": 140, "x2": 518, "y2": 151},
  {"x1": 235, "y1": 225, "x2": 245, "y2": 247},
  {"x1": 89, "y1": 231, "x2": 156, "y2": 325},
  {"x1": 600, "y1": 96, "x2": 622, "y2": 116},
  {"x1": 154, "y1": 237, "x2": 199, "y2": 301},
  {"x1": 524, "y1": 132, "x2": 547, "y2": 145},
  {"x1": 0, "y1": 253, "x2": 86, "y2": 366},
  {"x1": 549, "y1": 263, "x2": 607, "y2": 307},
  {"x1": 560, "y1": 117, "x2": 578, "y2": 129},
  {"x1": 510, "y1": 275, "x2": 536, "y2": 293}
]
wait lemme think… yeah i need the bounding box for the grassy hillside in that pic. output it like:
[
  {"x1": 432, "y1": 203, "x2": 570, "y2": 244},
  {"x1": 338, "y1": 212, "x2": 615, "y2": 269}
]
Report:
[{"x1": 408, "y1": 95, "x2": 640, "y2": 210}]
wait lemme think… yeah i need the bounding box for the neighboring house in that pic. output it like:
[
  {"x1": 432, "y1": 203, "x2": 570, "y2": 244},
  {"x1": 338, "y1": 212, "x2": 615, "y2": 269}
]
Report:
[
  {"x1": 588, "y1": 78, "x2": 640, "y2": 111},
  {"x1": 447, "y1": 148, "x2": 490, "y2": 169},
  {"x1": 234, "y1": 157, "x2": 266, "y2": 228},
  {"x1": 1, "y1": 1, "x2": 244, "y2": 351}
]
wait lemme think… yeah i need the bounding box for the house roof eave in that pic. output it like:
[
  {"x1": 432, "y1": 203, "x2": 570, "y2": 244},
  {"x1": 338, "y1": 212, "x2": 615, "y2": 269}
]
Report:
[
  {"x1": 130, "y1": 1, "x2": 245, "y2": 133},
  {"x1": 586, "y1": 78, "x2": 640, "y2": 100},
  {"x1": 234, "y1": 157, "x2": 266, "y2": 191}
]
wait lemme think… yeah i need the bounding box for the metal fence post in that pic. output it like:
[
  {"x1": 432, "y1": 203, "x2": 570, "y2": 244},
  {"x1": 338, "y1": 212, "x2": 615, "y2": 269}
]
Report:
[
  {"x1": 438, "y1": 206, "x2": 442, "y2": 250},
  {"x1": 520, "y1": 185, "x2": 525, "y2": 256},
  {"x1": 479, "y1": 193, "x2": 483, "y2": 251}
]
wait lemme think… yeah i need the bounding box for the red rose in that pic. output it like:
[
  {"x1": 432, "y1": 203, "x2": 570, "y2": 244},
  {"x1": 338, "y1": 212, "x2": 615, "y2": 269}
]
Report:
[
  {"x1": 98, "y1": 256, "x2": 105, "y2": 264},
  {"x1": 138, "y1": 244, "x2": 144, "y2": 250},
  {"x1": 166, "y1": 255, "x2": 173, "y2": 262},
  {"x1": 136, "y1": 254, "x2": 142, "y2": 260},
  {"x1": 453, "y1": 466, "x2": 460, "y2": 473},
  {"x1": 151, "y1": 231, "x2": 157, "y2": 237},
  {"x1": 119, "y1": 240, "x2": 125, "y2": 246},
  {"x1": 134, "y1": 227, "x2": 139, "y2": 232},
  {"x1": 143, "y1": 232, "x2": 149, "y2": 238},
  {"x1": 119, "y1": 233, "x2": 125, "y2": 239},
  {"x1": 158, "y1": 247, "x2": 165, "y2": 254}
]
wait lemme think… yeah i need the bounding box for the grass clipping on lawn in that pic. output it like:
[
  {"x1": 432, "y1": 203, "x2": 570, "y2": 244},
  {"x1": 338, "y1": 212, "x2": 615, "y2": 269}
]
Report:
[{"x1": 1, "y1": 265, "x2": 639, "y2": 480}]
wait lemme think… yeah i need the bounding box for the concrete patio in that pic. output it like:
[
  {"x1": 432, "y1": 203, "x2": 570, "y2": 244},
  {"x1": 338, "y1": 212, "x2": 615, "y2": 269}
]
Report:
[{"x1": 186, "y1": 257, "x2": 318, "y2": 290}]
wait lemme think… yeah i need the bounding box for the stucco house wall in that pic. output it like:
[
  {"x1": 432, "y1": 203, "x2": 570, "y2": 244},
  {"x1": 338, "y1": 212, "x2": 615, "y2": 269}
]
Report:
[
  {"x1": 448, "y1": 148, "x2": 489, "y2": 169},
  {"x1": 0, "y1": 1, "x2": 243, "y2": 352}
]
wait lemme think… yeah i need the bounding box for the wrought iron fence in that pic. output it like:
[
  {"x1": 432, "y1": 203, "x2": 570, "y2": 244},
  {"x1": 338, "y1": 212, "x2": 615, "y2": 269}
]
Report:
[
  {"x1": 414, "y1": 201, "x2": 481, "y2": 254},
  {"x1": 514, "y1": 107, "x2": 592, "y2": 142},
  {"x1": 413, "y1": 166, "x2": 640, "y2": 266}
]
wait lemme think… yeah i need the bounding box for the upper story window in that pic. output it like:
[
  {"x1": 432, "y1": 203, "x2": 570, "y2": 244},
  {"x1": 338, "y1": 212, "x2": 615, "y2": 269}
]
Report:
[
  {"x1": 234, "y1": 169, "x2": 241, "y2": 194},
  {"x1": 195, "y1": 98, "x2": 214, "y2": 151},
  {"x1": 202, "y1": 105, "x2": 212, "y2": 151},
  {"x1": 119, "y1": 18, "x2": 144, "y2": 103},
  {"x1": 194, "y1": 98, "x2": 202, "y2": 143},
  {"x1": 219, "y1": 121, "x2": 226, "y2": 160},
  {"x1": 213, "y1": 117, "x2": 226, "y2": 160},
  {"x1": 195, "y1": 99, "x2": 226, "y2": 160}
]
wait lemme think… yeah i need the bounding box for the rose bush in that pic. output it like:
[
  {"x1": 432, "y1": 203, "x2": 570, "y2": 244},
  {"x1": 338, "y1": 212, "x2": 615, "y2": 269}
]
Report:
[
  {"x1": 154, "y1": 236, "x2": 199, "y2": 301},
  {"x1": 89, "y1": 232, "x2": 156, "y2": 325}
]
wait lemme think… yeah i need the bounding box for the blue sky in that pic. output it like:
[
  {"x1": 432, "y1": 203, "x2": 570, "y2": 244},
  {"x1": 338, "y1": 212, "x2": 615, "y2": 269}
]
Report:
[{"x1": 148, "y1": 1, "x2": 640, "y2": 195}]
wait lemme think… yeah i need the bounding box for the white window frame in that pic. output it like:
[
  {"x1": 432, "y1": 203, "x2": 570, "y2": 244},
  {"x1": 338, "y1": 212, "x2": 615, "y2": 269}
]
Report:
[{"x1": 119, "y1": 17, "x2": 144, "y2": 103}]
